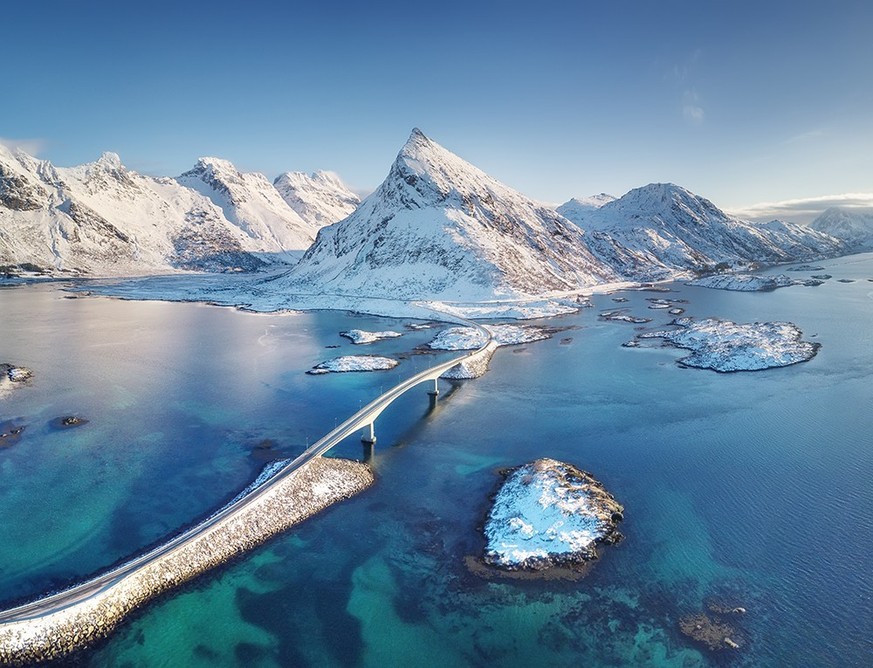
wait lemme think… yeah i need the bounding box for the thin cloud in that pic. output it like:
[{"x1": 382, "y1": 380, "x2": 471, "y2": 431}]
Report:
[
  {"x1": 682, "y1": 90, "x2": 705, "y2": 125},
  {"x1": 729, "y1": 193, "x2": 873, "y2": 223},
  {"x1": 783, "y1": 128, "x2": 826, "y2": 145},
  {"x1": 0, "y1": 137, "x2": 47, "y2": 156}
]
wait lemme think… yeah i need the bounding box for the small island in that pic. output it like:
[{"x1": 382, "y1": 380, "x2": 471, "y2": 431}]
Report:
[
  {"x1": 307, "y1": 355, "x2": 399, "y2": 374},
  {"x1": 636, "y1": 317, "x2": 820, "y2": 372},
  {"x1": 339, "y1": 329, "x2": 402, "y2": 344},
  {"x1": 688, "y1": 273, "x2": 822, "y2": 291},
  {"x1": 599, "y1": 310, "x2": 652, "y2": 324},
  {"x1": 480, "y1": 458, "x2": 624, "y2": 575}
]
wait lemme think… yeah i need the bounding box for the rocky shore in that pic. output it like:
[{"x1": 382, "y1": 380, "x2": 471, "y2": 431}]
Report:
[
  {"x1": 0, "y1": 457, "x2": 373, "y2": 665},
  {"x1": 440, "y1": 341, "x2": 499, "y2": 380}
]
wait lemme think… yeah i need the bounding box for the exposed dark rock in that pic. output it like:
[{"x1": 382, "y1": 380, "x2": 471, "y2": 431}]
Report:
[
  {"x1": 51, "y1": 416, "x2": 89, "y2": 429},
  {"x1": 0, "y1": 422, "x2": 26, "y2": 446},
  {"x1": 0, "y1": 164, "x2": 46, "y2": 210},
  {"x1": 1, "y1": 364, "x2": 32, "y2": 383}
]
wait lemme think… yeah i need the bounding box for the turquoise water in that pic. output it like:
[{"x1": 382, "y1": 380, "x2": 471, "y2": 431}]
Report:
[{"x1": 1, "y1": 254, "x2": 871, "y2": 666}]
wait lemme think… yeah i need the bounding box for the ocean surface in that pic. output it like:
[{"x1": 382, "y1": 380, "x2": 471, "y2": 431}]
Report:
[{"x1": 1, "y1": 254, "x2": 871, "y2": 667}]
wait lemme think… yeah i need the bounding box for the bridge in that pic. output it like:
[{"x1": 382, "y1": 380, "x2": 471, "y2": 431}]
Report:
[{"x1": 0, "y1": 313, "x2": 492, "y2": 629}]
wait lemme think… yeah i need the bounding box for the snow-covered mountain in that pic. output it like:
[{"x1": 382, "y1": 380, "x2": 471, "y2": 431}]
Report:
[
  {"x1": 555, "y1": 193, "x2": 615, "y2": 225},
  {"x1": 808, "y1": 207, "x2": 873, "y2": 250},
  {"x1": 177, "y1": 158, "x2": 319, "y2": 257},
  {"x1": 274, "y1": 170, "x2": 360, "y2": 228},
  {"x1": 0, "y1": 145, "x2": 355, "y2": 276},
  {"x1": 560, "y1": 183, "x2": 846, "y2": 280},
  {"x1": 0, "y1": 145, "x2": 268, "y2": 275},
  {"x1": 278, "y1": 129, "x2": 620, "y2": 300}
]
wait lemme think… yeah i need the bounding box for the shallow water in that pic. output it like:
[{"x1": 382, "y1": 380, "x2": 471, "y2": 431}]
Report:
[{"x1": 1, "y1": 254, "x2": 872, "y2": 666}]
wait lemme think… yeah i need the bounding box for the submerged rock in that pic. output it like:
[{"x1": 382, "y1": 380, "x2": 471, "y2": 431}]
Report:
[
  {"x1": 0, "y1": 422, "x2": 26, "y2": 447},
  {"x1": 679, "y1": 612, "x2": 744, "y2": 652},
  {"x1": 482, "y1": 458, "x2": 623, "y2": 573}
]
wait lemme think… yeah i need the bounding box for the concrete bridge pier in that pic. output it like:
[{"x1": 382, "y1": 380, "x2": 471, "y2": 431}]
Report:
[
  {"x1": 361, "y1": 421, "x2": 376, "y2": 445},
  {"x1": 427, "y1": 378, "x2": 440, "y2": 398}
]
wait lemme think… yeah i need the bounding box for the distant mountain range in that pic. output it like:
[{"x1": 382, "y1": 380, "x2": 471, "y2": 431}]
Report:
[
  {"x1": 0, "y1": 145, "x2": 357, "y2": 275},
  {"x1": 2, "y1": 130, "x2": 870, "y2": 299},
  {"x1": 808, "y1": 207, "x2": 873, "y2": 251},
  {"x1": 556, "y1": 183, "x2": 846, "y2": 281}
]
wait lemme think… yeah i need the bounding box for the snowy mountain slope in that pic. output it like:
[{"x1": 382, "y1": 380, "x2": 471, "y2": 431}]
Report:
[
  {"x1": 555, "y1": 193, "x2": 615, "y2": 226},
  {"x1": 809, "y1": 207, "x2": 873, "y2": 249},
  {"x1": 0, "y1": 147, "x2": 265, "y2": 274},
  {"x1": 563, "y1": 183, "x2": 846, "y2": 280},
  {"x1": 177, "y1": 158, "x2": 318, "y2": 256},
  {"x1": 274, "y1": 170, "x2": 360, "y2": 227},
  {"x1": 277, "y1": 129, "x2": 620, "y2": 300}
]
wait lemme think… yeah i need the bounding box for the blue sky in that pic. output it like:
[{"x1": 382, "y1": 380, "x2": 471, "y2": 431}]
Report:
[{"x1": 3, "y1": 1, "x2": 872, "y2": 220}]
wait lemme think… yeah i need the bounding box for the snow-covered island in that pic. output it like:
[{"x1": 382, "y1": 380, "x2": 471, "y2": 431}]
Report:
[
  {"x1": 687, "y1": 273, "x2": 822, "y2": 291},
  {"x1": 481, "y1": 458, "x2": 624, "y2": 574},
  {"x1": 599, "y1": 310, "x2": 651, "y2": 324},
  {"x1": 307, "y1": 355, "x2": 399, "y2": 375},
  {"x1": 339, "y1": 329, "x2": 403, "y2": 345},
  {"x1": 428, "y1": 324, "x2": 552, "y2": 351},
  {"x1": 426, "y1": 324, "x2": 553, "y2": 380},
  {"x1": 636, "y1": 317, "x2": 820, "y2": 372}
]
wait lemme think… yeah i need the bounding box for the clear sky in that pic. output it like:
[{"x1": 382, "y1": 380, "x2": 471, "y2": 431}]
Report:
[{"x1": 3, "y1": 0, "x2": 872, "y2": 221}]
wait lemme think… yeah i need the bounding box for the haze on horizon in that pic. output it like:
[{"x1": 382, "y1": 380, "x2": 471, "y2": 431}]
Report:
[{"x1": 3, "y1": 0, "x2": 872, "y2": 223}]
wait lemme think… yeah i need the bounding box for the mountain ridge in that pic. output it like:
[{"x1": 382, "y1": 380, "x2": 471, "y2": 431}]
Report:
[{"x1": 0, "y1": 147, "x2": 354, "y2": 275}]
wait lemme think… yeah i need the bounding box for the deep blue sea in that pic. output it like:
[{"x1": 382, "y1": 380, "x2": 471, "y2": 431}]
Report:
[{"x1": 1, "y1": 254, "x2": 871, "y2": 667}]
